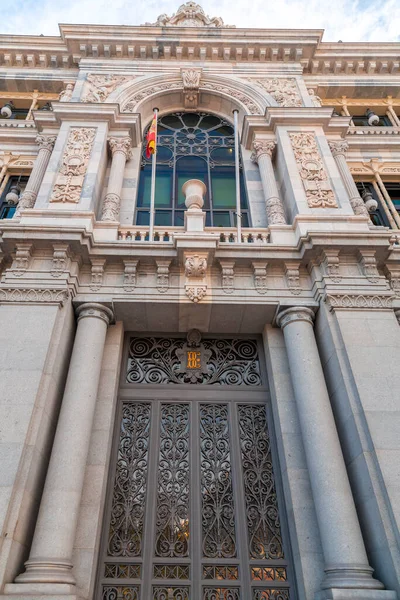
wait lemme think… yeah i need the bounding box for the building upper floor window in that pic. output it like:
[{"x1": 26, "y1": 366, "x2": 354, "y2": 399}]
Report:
[
  {"x1": 352, "y1": 114, "x2": 392, "y2": 127},
  {"x1": 356, "y1": 182, "x2": 400, "y2": 227},
  {"x1": 136, "y1": 112, "x2": 250, "y2": 228},
  {"x1": 0, "y1": 176, "x2": 28, "y2": 218}
]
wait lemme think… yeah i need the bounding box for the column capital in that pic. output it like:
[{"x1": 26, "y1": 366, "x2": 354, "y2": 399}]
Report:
[
  {"x1": 276, "y1": 306, "x2": 315, "y2": 329},
  {"x1": 328, "y1": 140, "x2": 349, "y2": 158},
  {"x1": 251, "y1": 139, "x2": 276, "y2": 163},
  {"x1": 395, "y1": 309, "x2": 400, "y2": 325},
  {"x1": 35, "y1": 134, "x2": 57, "y2": 152},
  {"x1": 76, "y1": 302, "x2": 114, "y2": 325},
  {"x1": 108, "y1": 136, "x2": 132, "y2": 158}
]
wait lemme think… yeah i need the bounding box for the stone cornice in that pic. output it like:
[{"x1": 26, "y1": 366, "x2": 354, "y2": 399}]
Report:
[{"x1": 0, "y1": 287, "x2": 69, "y2": 306}]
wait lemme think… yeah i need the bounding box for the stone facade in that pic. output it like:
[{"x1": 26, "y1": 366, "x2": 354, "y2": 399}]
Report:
[{"x1": 0, "y1": 4, "x2": 399, "y2": 600}]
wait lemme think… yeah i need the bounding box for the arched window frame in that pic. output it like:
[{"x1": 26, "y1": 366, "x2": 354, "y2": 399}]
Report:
[{"x1": 135, "y1": 112, "x2": 251, "y2": 228}]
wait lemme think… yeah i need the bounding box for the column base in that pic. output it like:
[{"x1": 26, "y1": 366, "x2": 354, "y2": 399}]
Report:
[
  {"x1": 14, "y1": 559, "x2": 75, "y2": 585},
  {"x1": 3, "y1": 582, "x2": 76, "y2": 599},
  {"x1": 321, "y1": 565, "x2": 384, "y2": 591},
  {"x1": 316, "y1": 589, "x2": 397, "y2": 600}
]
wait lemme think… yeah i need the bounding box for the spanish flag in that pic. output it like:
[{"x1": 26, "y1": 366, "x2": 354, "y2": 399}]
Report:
[{"x1": 146, "y1": 112, "x2": 157, "y2": 159}]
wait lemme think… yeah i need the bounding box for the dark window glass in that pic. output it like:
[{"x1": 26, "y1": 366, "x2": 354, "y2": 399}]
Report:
[
  {"x1": 0, "y1": 176, "x2": 29, "y2": 219},
  {"x1": 352, "y1": 114, "x2": 392, "y2": 127},
  {"x1": 136, "y1": 112, "x2": 250, "y2": 227}
]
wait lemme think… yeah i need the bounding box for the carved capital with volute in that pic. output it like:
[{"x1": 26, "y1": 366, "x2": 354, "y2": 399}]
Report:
[
  {"x1": 328, "y1": 140, "x2": 349, "y2": 158},
  {"x1": 251, "y1": 140, "x2": 276, "y2": 163},
  {"x1": 108, "y1": 136, "x2": 132, "y2": 159},
  {"x1": 36, "y1": 134, "x2": 57, "y2": 153}
]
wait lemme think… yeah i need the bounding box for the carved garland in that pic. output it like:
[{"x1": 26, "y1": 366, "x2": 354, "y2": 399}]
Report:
[
  {"x1": 248, "y1": 77, "x2": 303, "y2": 108},
  {"x1": 289, "y1": 132, "x2": 337, "y2": 208}
]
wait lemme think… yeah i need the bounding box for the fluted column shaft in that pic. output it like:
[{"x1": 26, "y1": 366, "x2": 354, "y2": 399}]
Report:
[
  {"x1": 101, "y1": 136, "x2": 132, "y2": 222},
  {"x1": 14, "y1": 135, "x2": 57, "y2": 218},
  {"x1": 328, "y1": 141, "x2": 370, "y2": 218},
  {"x1": 16, "y1": 303, "x2": 113, "y2": 586},
  {"x1": 251, "y1": 140, "x2": 287, "y2": 225},
  {"x1": 277, "y1": 307, "x2": 383, "y2": 592}
]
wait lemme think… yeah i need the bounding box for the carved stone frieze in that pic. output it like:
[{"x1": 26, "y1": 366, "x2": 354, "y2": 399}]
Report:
[
  {"x1": 123, "y1": 83, "x2": 182, "y2": 112},
  {"x1": 218, "y1": 260, "x2": 235, "y2": 294},
  {"x1": 285, "y1": 262, "x2": 301, "y2": 295},
  {"x1": 249, "y1": 78, "x2": 303, "y2": 107},
  {"x1": 181, "y1": 68, "x2": 202, "y2": 109},
  {"x1": 0, "y1": 287, "x2": 69, "y2": 305},
  {"x1": 144, "y1": 2, "x2": 235, "y2": 28},
  {"x1": 289, "y1": 132, "x2": 337, "y2": 208},
  {"x1": 81, "y1": 74, "x2": 130, "y2": 103},
  {"x1": 11, "y1": 244, "x2": 32, "y2": 277},
  {"x1": 58, "y1": 83, "x2": 74, "y2": 102},
  {"x1": 321, "y1": 249, "x2": 342, "y2": 283},
  {"x1": 123, "y1": 260, "x2": 138, "y2": 293},
  {"x1": 156, "y1": 260, "x2": 171, "y2": 293},
  {"x1": 51, "y1": 244, "x2": 70, "y2": 278},
  {"x1": 325, "y1": 294, "x2": 394, "y2": 310},
  {"x1": 201, "y1": 82, "x2": 261, "y2": 115},
  {"x1": 358, "y1": 250, "x2": 379, "y2": 283},
  {"x1": 90, "y1": 259, "x2": 106, "y2": 291},
  {"x1": 50, "y1": 128, "x2": 96, "y2": 203},
  {"x1": 252, "y1": 262, "x2": 268, "y2": 295},
  {"x1": 184, "y1": 254, "x2": 208, "y2": 302}
]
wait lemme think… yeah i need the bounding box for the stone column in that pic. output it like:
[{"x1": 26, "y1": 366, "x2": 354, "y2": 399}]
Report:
[
  {"x1": 101, "y1": 136, "x2": 132, "y2": 222},
  {"x1": 251, "y1": 140, "x2": 287, "y2": 225},
  {"x1": 276, "y1": 307, "x2": 384, "y2": 594},
  {"x1": 328, "y1": 140, "x2": 370, "y2": 218},
  {"x1": 16, "y1": 303, "x2": 113, "y2": 586},
  {"x1": 14, "y1": 135, "x2": 57, "y2": 218}
]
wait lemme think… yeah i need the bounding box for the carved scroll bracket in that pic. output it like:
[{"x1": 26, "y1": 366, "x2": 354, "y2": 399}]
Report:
[
  {"x1": 181, "y1": 68, "x2": 202, "y2": 109},
  {"x1": 123, "y1": 259, "x2": 138, "y2": 293},
  {"x1": 219, "y1": 259, "x2": 235, "y2": 294},
  {"x1": 184, "y1": 252, "x2": 208, "y2": 302},
  {"x1": 156, "y1": 260, "x2": 172, "y2": 293},
  {"x1": 252, "y1": 261, "x2": 268, "y2": 295}
]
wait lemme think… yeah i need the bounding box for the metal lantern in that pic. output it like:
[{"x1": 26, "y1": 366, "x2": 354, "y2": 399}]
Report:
[
  {"x1": 362, "y1": 189, "x2": 378, "y2": 212},
  {"x1": 1, "y1": 102, "x2": 14, "y2": 119},
  {"x1": 5, "y1": 183, "x2": 20, "y2": 205},
  {"x1": 366, "y1": 108, "x2": 380, "y2": 126}
]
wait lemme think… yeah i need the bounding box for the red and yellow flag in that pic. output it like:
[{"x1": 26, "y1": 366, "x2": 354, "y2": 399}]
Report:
[{"x1": 145, "y1": 112, "x2": 157, "y2": 159}]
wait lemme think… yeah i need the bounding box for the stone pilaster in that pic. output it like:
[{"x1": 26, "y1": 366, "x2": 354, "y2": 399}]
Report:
[
  {"x1": 15, "y1": 303, "x2": 113, "y2": 587},
  {"x1": 14, "y1": 135, "x2": 57, "y2": 218},
  {"x1": 276, "y1": 307, "x2": 386, "y2": 597},
  {"x1": 251, "y1": 140, "x2": 287, "y2": 225},
  {"x1": 101, "y1": 136, "x2": 132, "y2": 222},
  {"x1": 328, "y1": 141, "x2": 370, "y2": 218}
]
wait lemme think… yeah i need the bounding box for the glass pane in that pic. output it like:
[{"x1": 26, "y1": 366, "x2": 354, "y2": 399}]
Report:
[
  {"x1": 198, "y1": 115, "x2": 221, "y2": 130},
  {"x1": 182, "y1": 113, "x2": 200, "y2": 128},
  {"x1": 209, "y1": 125, "x2": 233, "y2": 137},
  {"x1": 213, "y1": 212, "x2": 232, "y2": 227},
  {"x1": 174, "y1": 211, "x2": 185, "y2": 226},
  {"x1": 211, "y1": 148, "x2": 235, "y2": 164},
  {"x1": 137, "y1": 167, "x2": 172, "y2": 208},
  {"x1": 162, "y1": 115, "x2": 183, "y2": 129},
  {"x1": 211, "y1": 169, "x2": 236, "y2": 208},
  {"x1": 136, "y1": 211, "x2": 149, "y2": 225},
  {"x1": 154, "y1": 145, "x2": 173, "y2": 163},
  {"x1": 176, "y1": 156, "x2": 208, "y2": 208},
  {"x1": 154, "y1": 211, "x2": 172, "y2": 226}
]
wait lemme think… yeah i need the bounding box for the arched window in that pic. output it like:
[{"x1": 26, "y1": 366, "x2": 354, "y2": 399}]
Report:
[{"x1": 136, "y1": 112, "x2": 250, "y2": 227}]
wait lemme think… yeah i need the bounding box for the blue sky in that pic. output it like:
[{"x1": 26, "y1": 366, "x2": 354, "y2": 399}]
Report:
[{"x1": 0, "y1": 0, "x2": 399, "y2": 41}]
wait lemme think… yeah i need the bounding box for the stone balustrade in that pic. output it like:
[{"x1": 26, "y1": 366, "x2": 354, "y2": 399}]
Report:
[{"x1": 117, "y1": 225, "x2": 270, "y2": 244}]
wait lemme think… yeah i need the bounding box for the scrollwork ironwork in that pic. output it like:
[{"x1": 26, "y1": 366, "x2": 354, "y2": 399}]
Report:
[
  {"x1": 200, "y1": 404, "x2": 237, "y2": 558},
  {"x1": 155, "y1": 403, "x2": 190, "y2": 557},
  {"x1": 127, "y1": 338, "x2": 261, "y2": 386},
  {"x1": 238, "y1": 404, "x2": 284, "y2": 560},
  {"x1": 102, "y1": 585, "x2": 139, "y2": 600},
  {"x1": 153, "y1": 587, "x2": 190, "y2": 600},
  {"x1": 203, "y1": 588, "x2": 240, "y2": 600},
  {"x1": 253, "y1": 590, "x2": 290, "y2": 600},
  {"x1": 107, "y1": 403, "x2": 151, "y2": 557}
]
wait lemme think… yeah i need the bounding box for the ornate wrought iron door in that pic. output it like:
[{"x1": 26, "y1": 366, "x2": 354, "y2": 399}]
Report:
[{"x1": 98, "y1": 336, "x2": 292, "y2": 600}]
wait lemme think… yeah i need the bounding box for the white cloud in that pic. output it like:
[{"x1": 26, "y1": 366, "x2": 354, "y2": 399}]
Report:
[{"x1": 0, "y1": 0, "x2": 399, "y2": 41}]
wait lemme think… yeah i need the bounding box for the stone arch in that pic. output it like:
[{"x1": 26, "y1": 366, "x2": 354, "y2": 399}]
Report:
[{"x1": 109, "y1": 73, "x2": 277, "y2": 132}]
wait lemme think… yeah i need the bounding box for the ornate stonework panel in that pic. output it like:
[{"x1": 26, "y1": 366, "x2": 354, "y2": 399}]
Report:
[
  {"x1": 126, "y1": 336, "x2": 262, "y2": 386},
  {"x1": 50, "y1": 127, "x2": 95, "y2": 203},
  {"x1": 0, "y1": 287, "x2": 69, "y2": 305},
  {"x1": 143, "y1": 1, "x2": 234, "y2": 27},
  {"x1": 325, "y1": 294, "x2": 394, "y2": 310},
  {"x1": 81, "y1": 74, "x2": 131, "y2": 102},
  {"x1": 248, "y1": 78, "x2": 303, "y2": 107},
  {"x1": 289, "y1": 132, "x2": 337, "y2": 208}
]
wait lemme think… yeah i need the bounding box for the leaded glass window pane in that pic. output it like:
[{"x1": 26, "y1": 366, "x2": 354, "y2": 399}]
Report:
[{"x1": 136, "y1": 112, "x2": 250, "y2": 227}]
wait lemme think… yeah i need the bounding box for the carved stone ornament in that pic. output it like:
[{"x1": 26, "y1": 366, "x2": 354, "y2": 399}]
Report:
[
  {"x1": 90, "y1": 259, "x2": 106, "y2": 291},
  {"x1": 101, "y1": 193, "x2": 121, "y2": 222},
  {"x1": 58, "y1": 83, "x2": 74, "y2": 102},
  {"x1": 250, "y1": 140, "x2": 276, "y2": 162},
  {"x1": 276, "y1": 307, "x2": 315, "y2": 329},
  {"x1": 358, "y1": 251, "x2": 379, "y2": 283},
  {"x1": 51, "y1": 244, "x2": 70, "y2": 278},
  {"x1": 322, "y1": 249, "x2": 342, "y2": 283},
  {"x1": 109, "y1": 136, "x2": 132, "y2": 158},
  {"x1": 252, "y1": 262, "x2": 268, "y2": 295},
  {"x1": 36, "y1": 134, "x2": 57, "y2": 153},
  {"x1": 181, "y1": 68, "x2": 202, "y2": 109},
  {"x1": 384, "y1": 265, "x2": 400, "y2": 297},
  {"x1": 50, "y1": 128, "x2": 96, "y2": 203},
  {"x1": 11, "y1": 244, "x2": 32, "y2": 277},
  {"x1": 289, "y1": 132, "x2": 337, "y2": 208},
  {"x1": 123, "y1": 83, "x2": 181, "y2": 113},
  {"x1": 143, "y1": 2, "x2": 235, "y2": 28},
  {"x1": 123, "y1": 260, "x2": 138, "y2": 293},
  {"x1": 156, "y1": 260, "x2": 171, "y2": 293},
  {"x1": 76, "y1": 302, "x2": 114, "y2": 326},
  {"x1": 285, "y1": 262, "x2": 301, "y2": 295},
  {"x1": 184, "y1": 254, "x2": 208, "y2": 302},
  {"x1": 0, "y1": 287, "x2": 69, "y2": 306},
  {"x1": 219, "y1": 260, "x2": 235, "y2": 294},
  {"x1": 201, "y1": 82, "x2": 262, "y2": 115},
  {"x1": 249, "y1": 78, "x2": 303, "y2": 107},
  {"x1": 81, "y1": 74, "x2": 131, "y2": 103},
  {"x1": 308, "y1": 88, "x2": 322, "y2": 107},
  {"x1": 325, "y1": 294, "x2": 394, "y2": 310},
  {"x1": 328, "y1": 140, "x2": 349, "y2": 158}
]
